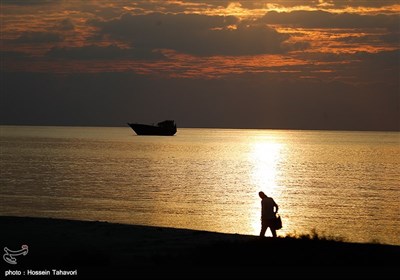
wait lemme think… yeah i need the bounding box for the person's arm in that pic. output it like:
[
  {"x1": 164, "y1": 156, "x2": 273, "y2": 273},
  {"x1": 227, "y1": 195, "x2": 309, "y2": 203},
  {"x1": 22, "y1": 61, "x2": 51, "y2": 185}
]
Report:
[{"x1": 274, "y1": 200, "x2": 279, "y2": 213}]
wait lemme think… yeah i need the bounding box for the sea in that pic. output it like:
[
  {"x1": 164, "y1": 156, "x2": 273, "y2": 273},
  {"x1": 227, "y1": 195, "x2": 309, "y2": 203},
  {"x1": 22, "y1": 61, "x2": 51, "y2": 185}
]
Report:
[{"x1": 1, "y1": 126, "x2": 399, "y2": 245}]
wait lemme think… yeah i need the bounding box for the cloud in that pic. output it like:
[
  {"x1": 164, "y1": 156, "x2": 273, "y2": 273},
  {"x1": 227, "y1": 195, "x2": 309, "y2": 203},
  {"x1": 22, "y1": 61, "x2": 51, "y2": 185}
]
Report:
[
  {"x1": 1, "y1": 1, "x2": 398, "y2": 131},
  {"x1": 46, "y1": 45, "x2": 166, "y2": 60},
  {"x1": 56, "y1": 18, "x2": 75, "y2": 31},
  {"x1": 251, "y1": 0, "x2": 398, "y2": 9},
  {"x1": 0, "y1": 51, "x2": 31, "y2": 60},
  {"x1": 181, "y1": 0, "x2": 399, "y2": 9},
  {"x1": 316, "y1": 0, "x2": 400, "y2": 8},
  {"x1": 1, "y1": 0, "x2": 61, "y2": 6},
  {"x1": 337, "y1": 33, "x2": 400, "y2": 45},
  {"x1": 261, "y1": 10, "x2": 400, "y2": 30},
  {"x1": 12, "y1": 31, "x2": 63, "y2": 44},
  {"x1": 91, "y1": 13, "x2": 295, "y2": 56},
  {"x1": 352, "y1": 50, "x2": 400, "y2": 84},
  {"x1": 259, "y1": 10, "x2": 399, "y2": 57}
]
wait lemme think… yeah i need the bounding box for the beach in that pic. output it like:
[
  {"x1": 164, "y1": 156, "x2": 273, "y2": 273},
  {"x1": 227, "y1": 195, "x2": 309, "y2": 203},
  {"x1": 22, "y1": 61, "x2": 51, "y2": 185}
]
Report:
[{"x1": 1, "y1": 216, "x2": 399, "y2": 279}]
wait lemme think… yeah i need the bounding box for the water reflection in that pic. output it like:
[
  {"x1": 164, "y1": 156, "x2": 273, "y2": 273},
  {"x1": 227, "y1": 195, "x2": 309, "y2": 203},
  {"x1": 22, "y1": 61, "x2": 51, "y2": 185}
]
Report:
[
  {"x1": 249, "y1": 141, "x2": 283, "y2": 194},
  {"x1": 1, "y1": 127, "x2": 399, "y2": 244},
  {"x1": 248, "y1": 138, "x2": 285, "y2": 236}
]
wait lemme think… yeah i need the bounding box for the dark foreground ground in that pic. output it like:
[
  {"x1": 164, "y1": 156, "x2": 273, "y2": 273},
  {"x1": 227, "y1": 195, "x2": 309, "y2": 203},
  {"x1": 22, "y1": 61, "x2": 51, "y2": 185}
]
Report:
[{"x1": 1, "y1": 216, "x2": 399, "y2": 279}]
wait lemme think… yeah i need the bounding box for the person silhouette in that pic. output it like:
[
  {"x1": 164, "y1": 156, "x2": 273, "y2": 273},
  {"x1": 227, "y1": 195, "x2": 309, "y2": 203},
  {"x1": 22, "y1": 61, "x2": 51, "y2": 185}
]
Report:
[{"x1": 258, "y1": 191, "x2": 279, "y2": 238}]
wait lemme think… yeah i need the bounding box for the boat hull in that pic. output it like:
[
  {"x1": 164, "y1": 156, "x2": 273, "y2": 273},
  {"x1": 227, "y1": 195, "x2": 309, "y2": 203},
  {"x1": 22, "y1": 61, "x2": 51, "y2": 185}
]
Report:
[{"x1": 127, "y1": 123, "x2": 177, "y2": 136}]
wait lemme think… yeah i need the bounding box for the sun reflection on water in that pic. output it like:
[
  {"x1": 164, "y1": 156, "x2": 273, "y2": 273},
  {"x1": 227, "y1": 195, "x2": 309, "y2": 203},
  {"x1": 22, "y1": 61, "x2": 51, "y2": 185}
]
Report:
[
  {"x1": 248, "y1": 139, "x2": 285, "y2": 236},
  {"x1": 250, "y1": 141, "x2": 283, "y2": 194}
]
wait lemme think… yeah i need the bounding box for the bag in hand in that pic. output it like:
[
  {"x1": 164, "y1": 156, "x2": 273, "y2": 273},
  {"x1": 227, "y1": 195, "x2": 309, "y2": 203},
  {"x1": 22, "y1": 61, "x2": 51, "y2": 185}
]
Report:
[{"x1": 274, "y1": 214, "x2": 282, "y2": 230}]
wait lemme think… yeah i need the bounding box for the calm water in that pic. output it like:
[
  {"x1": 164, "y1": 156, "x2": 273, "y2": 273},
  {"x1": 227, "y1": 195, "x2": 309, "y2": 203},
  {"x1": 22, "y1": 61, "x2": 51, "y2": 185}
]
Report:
[{"x1": 1, "y1": 126, "x2": 399, "y2": 245}]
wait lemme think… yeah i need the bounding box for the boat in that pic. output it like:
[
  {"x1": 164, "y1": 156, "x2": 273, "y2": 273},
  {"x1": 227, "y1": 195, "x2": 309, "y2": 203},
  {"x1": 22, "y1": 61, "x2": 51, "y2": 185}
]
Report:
[{"x1": 127, "y1": 120, "x2": 177, "y2": 136}]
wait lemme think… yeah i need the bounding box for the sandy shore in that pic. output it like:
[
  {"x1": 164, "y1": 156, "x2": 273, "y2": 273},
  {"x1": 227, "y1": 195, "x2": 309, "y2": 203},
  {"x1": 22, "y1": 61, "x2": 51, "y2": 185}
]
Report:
[{"x1": 1, "y1": 216, "x2": 399, "y2": 279}]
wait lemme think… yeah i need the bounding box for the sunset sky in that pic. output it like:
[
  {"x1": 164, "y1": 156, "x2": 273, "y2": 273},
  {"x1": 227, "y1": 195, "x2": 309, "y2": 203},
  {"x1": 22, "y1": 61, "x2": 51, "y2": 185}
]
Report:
[{"x1": 1, "y1": 0, "x2": 399, "y2": 130}]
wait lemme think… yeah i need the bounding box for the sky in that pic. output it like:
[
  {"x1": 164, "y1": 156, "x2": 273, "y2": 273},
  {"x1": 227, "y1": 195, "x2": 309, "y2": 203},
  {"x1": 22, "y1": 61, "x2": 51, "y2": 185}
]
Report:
[{"x1": 1, "y1": 0, "x2": 399, "y2": 130}]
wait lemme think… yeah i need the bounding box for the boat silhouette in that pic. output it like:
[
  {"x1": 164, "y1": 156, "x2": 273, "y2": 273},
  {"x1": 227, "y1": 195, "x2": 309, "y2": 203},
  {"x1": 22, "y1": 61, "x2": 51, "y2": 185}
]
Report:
[{"x1": 127, "y1": 120, "x2": 177, "y2": 136}]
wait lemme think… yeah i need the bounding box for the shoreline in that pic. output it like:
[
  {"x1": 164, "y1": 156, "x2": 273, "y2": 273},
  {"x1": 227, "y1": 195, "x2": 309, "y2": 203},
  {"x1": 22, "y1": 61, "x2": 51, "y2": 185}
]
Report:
[{"x1": 1, "y1": 216, "x2": 399, "y2": 278}]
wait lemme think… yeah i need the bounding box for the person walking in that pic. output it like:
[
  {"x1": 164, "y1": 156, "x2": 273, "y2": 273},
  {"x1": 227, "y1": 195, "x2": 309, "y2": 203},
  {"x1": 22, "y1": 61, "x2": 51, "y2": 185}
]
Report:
[{"x1": 258, "y1": 191, "x2": 279, "y2": 237}]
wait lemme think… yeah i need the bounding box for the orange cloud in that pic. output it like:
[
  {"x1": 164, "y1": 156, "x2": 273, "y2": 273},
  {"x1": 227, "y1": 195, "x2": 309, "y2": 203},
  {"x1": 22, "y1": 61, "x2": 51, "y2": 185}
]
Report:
[{"x1": 1, "y1": 0, "x2": 398, "y2": 83}]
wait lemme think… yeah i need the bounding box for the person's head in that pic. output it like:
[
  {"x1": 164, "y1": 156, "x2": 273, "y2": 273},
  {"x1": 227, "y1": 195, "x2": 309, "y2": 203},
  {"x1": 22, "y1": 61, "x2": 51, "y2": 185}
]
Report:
[{"x1": 258, "y1": 191, "x2": 267, "y2": 199}]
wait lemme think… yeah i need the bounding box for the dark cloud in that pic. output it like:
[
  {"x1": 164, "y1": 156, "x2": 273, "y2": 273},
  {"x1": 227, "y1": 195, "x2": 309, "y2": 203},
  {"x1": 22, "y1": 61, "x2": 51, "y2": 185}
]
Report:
[
  {"x1": 214, "y1": 1, "x2": 320, "y2": 9},
  {"x1": 46, "y1": 45, "x2": 166, "y2": 60},
  {"x1": 147, "y1": 1, "x2": 310, "y2": 9},
  {"x1": 337, "y1": 33, "x2": 400, "y2": 45},
  {"x1": 317, "y1": 0, "x2": 400, "y2": 8},
  {"x1": 0, "y1": 51, "x2": 31, "y2": 60},
  {"x1": 380, "y1": 32, "x2": 400, "y2": 44},
  {"x1": 182, "y1": 0, "x2": 399, "y2": 9},
  {"x1": 261, "y1": 10, "x2": 400, "y2": 30},
  {"x1": 352, "y1": 50, "x2": 400, "y2": 85},
  {"x1": 291, "y1": 50, "x2": 399, "y2": 87},
  {"x1": 91, "y1": 13, "x2": 295, "y2": 56},
  {"x1": 12, "y1": 31, "x2": 63, "y2": 44},
  {"x1": 56, "y1": 18, "x2": 75, "y2": 31},
  {"x1": 1, "y1": 0, "x2": 61, "y2": 6},
  {"x1": 1, "y1": 1, "x2": 398, "y2": 131}
]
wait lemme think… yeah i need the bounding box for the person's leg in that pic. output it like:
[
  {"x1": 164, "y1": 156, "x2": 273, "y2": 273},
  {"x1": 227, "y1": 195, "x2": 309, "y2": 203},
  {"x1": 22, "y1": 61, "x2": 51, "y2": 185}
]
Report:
[
  {"x1": 270, "y1": 227, "x2": 277, "y2": 238},
  {"x1": 266, "y1": 219, "x2": 277, "y2": 237},
  {"x1": 260, "y1": 221, "x2": 267, "y2": 237}
]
